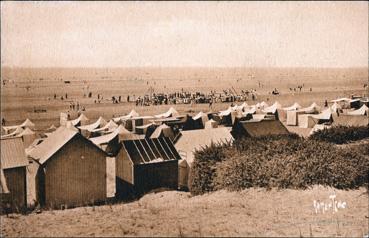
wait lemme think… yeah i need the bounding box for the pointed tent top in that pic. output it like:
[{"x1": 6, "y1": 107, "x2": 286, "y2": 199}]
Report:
[
  {"x1": 219, "y1": 107, "x2": 233, "y2": 116},
  {"x1": 155, "y1": 107, "x2": 179, "y2": 118},
  {"x1": 116, "y1": 124, "x2": 131, "y2": 134},
  {"x1": 312, "y1": 108, "x2": 332, "y2": 120},
  {"x1": 347, "y1": 104, "x2": 369, "y2": 116},
  {"x1": 70, "y1": 113, "x2": 89, "y2": 126},
  {"x1": 232, "y1": 102, "x2": 248, "y2": 111},
  {"x1": 18, "y1": 127, "x2": 35, "y2": 136},
  {"x1": 193, "y1": 111, "x2": 207, "y2": 120},
  {"x1": 20, "y1": 118, "x2": 35, "y2": 128},
  {"x1": 299, "y1": 102, "x2": 320, "y2": 113},
  {"x1": 260, "y1": 101, "x2": 268, "y2": 107},
  {"x1": 14, "y1": 126, "x2": 24, "y2": 135},
  {"x1": 79, "y1": 113, "x2": 89, "y2": 120},
  {"x1": 89, "y1": 124, "x2": 135, "y2": 146},
  {"x1": 310, "y1": 102, "x2": 318, "y2": 108},
  {"x1": 262, "y1": 102, "x2": 281, "y2": 114},
  {"x1": 243, "y1": 106, "x2": 257, "y2": 115},
  {"x1": 78, "y1": 116, "x2": 107, "y2": 131},
  {"x1": 168, "y1": 107, "x2": 179, "y2": 117},
  {"x1": 105, "y1": 120, "x2": 118, "y2": 128},
  {"x1": 283, "y1": 102, "x2": 302, "y2": 111},
  {"x1": 91, "y1": 120, "x2": 118, "y2": 133},
  {"x1": 150, "y1": 124, "x2": 174, "y2": 139},
  {"x1": 330, "y1": 98, "x2": 351, "y2": 103},
  {"x1": 113, "y1": 109, "x2": 140, "y2": 122},
  {"x1": 330, "y1": 102, "x2": 342, "y2": 112},
  {"x1": 128, "y1": 109, "x2": 139, "y2": 118}
]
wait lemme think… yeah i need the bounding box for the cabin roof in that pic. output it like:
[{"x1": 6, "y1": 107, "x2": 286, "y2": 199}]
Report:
[
  {"x1": 122, "y1": 137, "x2": 181, "y2": 165},
  {"x1": 0, "y1": 137, "x2": 29, "y2": 169},
  {"x1": 27, "y1": 127, "x2": 78, "y2": 164}
]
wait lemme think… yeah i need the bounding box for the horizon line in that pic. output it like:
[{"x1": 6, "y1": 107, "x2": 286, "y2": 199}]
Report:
[{"x1": 1, "y1": 66, "x2": 368, "y2": 70}]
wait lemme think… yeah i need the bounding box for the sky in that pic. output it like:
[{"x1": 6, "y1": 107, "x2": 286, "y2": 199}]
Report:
[{"x1": 1, "y1": 1, "x2": 368, "y2": 68}]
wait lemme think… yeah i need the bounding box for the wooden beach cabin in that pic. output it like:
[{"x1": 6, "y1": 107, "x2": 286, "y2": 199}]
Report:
[
  {"x1": 28, "y1": 127, "x2": 108, "y2": 209},
  {"x1": 115, "y1": 137, "x2": 180, "y2": 197},
  {"x1": 1, "y1": 137, "x2": 29, "y2": 212}
]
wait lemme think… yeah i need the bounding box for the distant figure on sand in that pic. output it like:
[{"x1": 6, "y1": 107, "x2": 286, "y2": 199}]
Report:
[
  {"x1": 324, "y1": 100, "x2": 328, "y2": 107},
  {"x1": 2, "y1": 118, "x2": 5, "y2": 126}
]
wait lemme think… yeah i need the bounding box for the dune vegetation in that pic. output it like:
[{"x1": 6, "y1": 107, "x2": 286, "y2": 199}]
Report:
[{"x1": 189, "y1": 128, "x2": 369, "y2": 195}]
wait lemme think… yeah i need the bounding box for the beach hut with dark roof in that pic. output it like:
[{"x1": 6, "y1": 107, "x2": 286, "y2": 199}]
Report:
[
  {"x1": 115, "y1": 137, "x2": 180, "y2": 197},
  {"x1": 232, "y1": 118, "x2": 289, "y2": 138},
  {"x1": 27, "y1": 127, "x2": 108, "y2": 209}
]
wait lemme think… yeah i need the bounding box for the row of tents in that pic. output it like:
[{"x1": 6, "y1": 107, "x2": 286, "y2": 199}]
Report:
[{"x1": 1, "y1": 96, "x2": 368, "y2": 212}]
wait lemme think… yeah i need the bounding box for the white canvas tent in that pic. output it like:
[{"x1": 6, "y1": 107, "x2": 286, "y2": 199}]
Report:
[
  {"x1": 18, "y1": 127, "x2": 35, "y2": 136},
  {"x1": 150, "y1": 124, "x2": 175, "y2": 142},
  {"x1": 1, "y1": 126, "x2": 24, "y2": 138},
  {"x1": 255, "y1": 101, "x2": 268, "y2": 109},
  {"x1": 263, "y1": 101, "x2": 282, "y2": 114},
  {"x1": 298, "y1": 102, "x2": 320, "y2": 114},
  {"x1": 311, "y1": 108, "x2": 332, "y2": 121},
  {"x1": 242, "y1": 106, "x2": 257, "y2": 115},
  {"x1": 91, "y1": 120, "x2": 118, "y2": 133},
  {"x1": 113, "y1": 109, "x2": 139, "y2": 122},
  {"x1": 90, "y1": 125, "x2": 139, "y2": 146},
  {"x1": 219, "y1": 107, "x2": 233, "y2": 116},
  {"x1": 2, "y1": 118, "x2": 35, "y2": 134},
  {"x1": 192, "y1": 111, "x2": 209, "y2": 128},
  {"x1": 283, "y1": 102, "x2": 302, "y2": 111},
  {"x1": 78, "y1": 116, "x2": 107, "y2": 132},
  {"x1": 331, "y1": 98, "x2": 351, "y2": 103},
  {"x1": 18, "y1": 128, "x2": 37, "y2": 148},
  {"x1": 330, "y1": 102, "x2": 342, "y2": 113},
  {"x1": 192, "y1": 111, "x2": 208, "y2": 121},
  {"x1": 347, "y1": 105, "x2": 369, "y2": 116},
  {"x1": 69, "y1": 113, "x2": 89, "y2": 126},
  {"x1": 155, "y1": 107, "x2": 179, "y2": 118},
  {"x1": 231, "y1": 102, "x2": 248, "y2": 111}
]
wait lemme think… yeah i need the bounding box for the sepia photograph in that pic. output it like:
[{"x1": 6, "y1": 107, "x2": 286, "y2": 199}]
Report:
[{"x1": 1, "y1": 1, "x2": 368, "y2": 237}]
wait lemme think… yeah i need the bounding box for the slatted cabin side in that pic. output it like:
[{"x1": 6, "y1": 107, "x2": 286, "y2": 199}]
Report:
[
  {"x1": 134, "y1": 160, "x2": 178, "y2": 194},
  {"x1": 115, "y1": 144, "x2": 134, "y2": 198},
  {"x1": 3, "y1": 167, "x2": 27, "y2": 210}
]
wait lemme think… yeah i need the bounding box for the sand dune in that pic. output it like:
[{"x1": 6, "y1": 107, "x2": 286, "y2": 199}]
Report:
[{"x1": 1, "y1": 186, "x2": 367, "y2": 237}]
